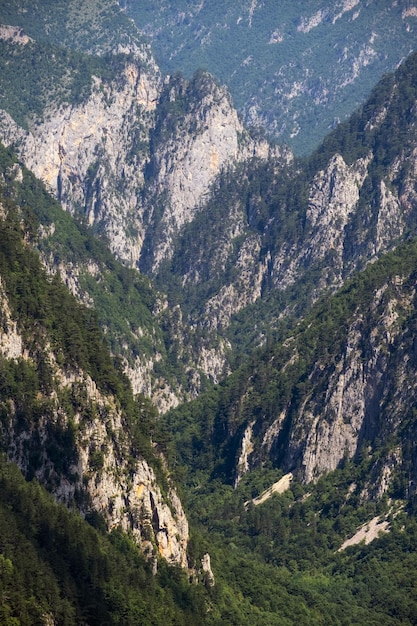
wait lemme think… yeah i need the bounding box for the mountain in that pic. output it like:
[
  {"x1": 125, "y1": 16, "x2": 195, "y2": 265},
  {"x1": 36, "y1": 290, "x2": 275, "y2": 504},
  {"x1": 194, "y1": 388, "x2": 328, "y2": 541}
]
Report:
[
  {"x1": 2, "y1": 0, "x2": 417, "y2": 623},
  {"x1": 0, "y1": 459, "x2": 208, "y2": 625},
  {"x1": 166, "y1": 236, "x2": 417, "y2": 489},
  {"x1": 0, "y1": 148, "x2": 189, "y2": 566},
  {"x1": 123, "y1": 0, "x2": 417, "y2": 154},
  {"x1": 4, "y1": 1, "x2": 417, "y2": 395},
  {"x1": 3, "y1": 163, "x2": 417, "y2": 618},
  {"x1": 0, "y1": 148, "x2": 220, "y2": 622},
  {"x1": 155, "y1": 49, "x2": 417, "y2": 359},
  {"x1": 0, "y1": 0, "x2": 291, "y2": 407}
]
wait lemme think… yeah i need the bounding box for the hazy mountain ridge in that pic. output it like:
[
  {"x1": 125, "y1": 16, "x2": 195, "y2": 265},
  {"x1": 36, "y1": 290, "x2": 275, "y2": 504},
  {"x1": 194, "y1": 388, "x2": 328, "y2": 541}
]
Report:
[{"x1": 124, "y1": 0, "x2": 417, "y2": 154}]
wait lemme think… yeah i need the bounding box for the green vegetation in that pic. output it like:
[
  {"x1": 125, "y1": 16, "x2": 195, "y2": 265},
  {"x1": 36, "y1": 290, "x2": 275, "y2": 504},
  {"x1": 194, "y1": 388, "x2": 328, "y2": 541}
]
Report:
[
  {"x1": 181, "y1": 460, "x2": 417, "y2": 625},
  {"x1": 0, "y1": 168, "x2": 169, "y2": 482},
  {"x1": 0, "y1": 0, "x2": 146, "y2": 56},
  {"x1": 2, "y1": 3, "x2": 417, "y2": 623},
  {"x1": 0, "y1": 457, "x2": 207, "y2": 625},
  {"x1": 0, "y1": 196, "x2": 120, "y2": 396},
  {"x1": 157, "y1": 236, "x2": 417, "y2": 623},
  {"x1": 4, "y1": 443, "x2": 417, "y2": 625},
  {"x1": 0, "y1": 38, "x2": 132, "y2": 129},
  {"x1": 6, "y1": 134, "x2": 417, "y2": 623},
  {"x1": 0, "y1": 141, "x2": 194, "y2": 395},
  {"x1": 163, "y1": 236, "x2": 417, "y2": 487},
  {"x1": 311, "y1": 50, "x2": 417, "y2": 171}
]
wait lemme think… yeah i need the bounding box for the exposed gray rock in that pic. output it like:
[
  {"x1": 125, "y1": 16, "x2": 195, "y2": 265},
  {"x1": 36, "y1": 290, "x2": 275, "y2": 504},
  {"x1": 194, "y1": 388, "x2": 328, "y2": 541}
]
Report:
[
  {"x1": 0, "y1": 266, "x2": 188, "y2": 566},
  {"x1": 235, "y1": 421, "x2": 255, "y2": 487},
  {"x1": 3, "y1": 356, "x2": 190, "y2": 567}
]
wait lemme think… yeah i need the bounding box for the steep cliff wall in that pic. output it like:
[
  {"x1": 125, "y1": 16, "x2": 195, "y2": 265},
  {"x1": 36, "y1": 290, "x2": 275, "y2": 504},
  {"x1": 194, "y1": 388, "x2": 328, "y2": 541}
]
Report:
[
  {"x1": 0, "y1": 200, "x2": 189, "y2": 568},
  {"x1": 227, "y1": 246, "x2": 417, "y2": 497},
  {"x1": 0, "y1": 35, "x2": 280, "y2": 274},
  {"x1": 140, "y1": 71, "x2": 280, "y2": 272},
  {"x1": 0, "y1": 30, "x2": 291, "y2": 395},
  {"x1": 0, "y1": 301, "x2": 189, "y2": 569},
  {"x1": 0, "y1": 57, "x2": 160, "y2": 267},
  {"x1": 180, "y1": 53, "x2": 417, "y2": 336}
]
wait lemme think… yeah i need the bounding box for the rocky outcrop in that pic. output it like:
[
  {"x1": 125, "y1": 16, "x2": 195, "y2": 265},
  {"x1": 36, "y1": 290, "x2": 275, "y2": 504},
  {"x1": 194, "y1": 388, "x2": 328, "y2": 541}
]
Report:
[
  {"x1": 234, "y1": 421, "x2": 255, "y2": 487},
  {"x1": 0, "y1": 278, "x2": 24, "y2": 359},
  {"x1": 0, "y1": 279, "x2": 188, "y2": 567},
  {"x1": 142, "y1": 72, "x2": 281, "y2": 272},
  {"x1": 288, "y1": 285, "x2": 404, "y2": 483},
  {"x1": 64, "y1": 373, "x2": 189, "y2": 567},
  {"x1": 0, "y1": 24, "x2": 33, "y2": 45},
  {"x1": 266, "y1": 151, "x2": 401, "y2": 297},
  {"x1": 303, "y1": 154, "x2": 370, "y2": 264},
  {"x1": 201, "y1": 553, "x2": 215, "y2": 586},
  {"x1": 0, "y1": 59, "x2": 160, "y2": 267},
  {"x1": 4, "y1": 364, "x2": 189, "y2": 567},
  {"x1": 201, "y1": 234, "x2": 268, "y2": 331}
]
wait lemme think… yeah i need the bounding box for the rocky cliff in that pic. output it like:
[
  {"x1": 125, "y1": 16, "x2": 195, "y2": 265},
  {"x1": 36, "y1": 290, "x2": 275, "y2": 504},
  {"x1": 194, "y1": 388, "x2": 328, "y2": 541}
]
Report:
[
  {"x1": 168, "y1": 240, "x2": 416, "y2": 498},
  {"x1": 0, "y1": 192, "x2": 189, "y2": 569},
  {"x1": 0, "y1": 34, "x2": 283, "y2": 272},
  {"x1": 163, "y1": 51, "x2": 417, "y2": 346},
  {"x1": 226, "y1": 241, "x2": 417, "y2": 496},
  {"x1": 0, "y1": 18, "x2": 292, "y2": 402},
  {"x1": 0, "y1": 56, "x2": 161, "y2": 268},
  {"x1": 139, "y1": 71, "x2": 281, "y2": 272}
]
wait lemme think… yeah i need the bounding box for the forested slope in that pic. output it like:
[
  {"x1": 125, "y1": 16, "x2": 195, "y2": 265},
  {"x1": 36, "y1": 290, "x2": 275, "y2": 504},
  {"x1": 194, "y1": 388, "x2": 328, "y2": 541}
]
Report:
[
  {"x1": 159, "y1": 237, "x2": 417, "y2": 623},
  {"x1": 0, "y1": 146, "x2": 211, "y2": 623}
]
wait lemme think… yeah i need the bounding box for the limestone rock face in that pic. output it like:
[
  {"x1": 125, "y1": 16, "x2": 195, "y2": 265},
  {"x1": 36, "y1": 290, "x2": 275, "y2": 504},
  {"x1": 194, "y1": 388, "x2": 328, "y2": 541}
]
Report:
[
  {"x1": 266, "y1": 152, "x2": 370, "y2": 293},
  {"x1": 0, "y1": 278, "x2": 24, "y2": 360},
  {"x1": 0, "y1": 284, "x2": 188, "y2": 567},
  {"x1": 235, "y1": 275, "x2": 417, "y2": 493},
  {"x1": 201, "y1": 234, "x2": 267, "y2": 331},
  {"x1": 0, "y1": 39, "x2": 290, "y2": 398},
  {"x1": 0, "y1": 60, "x2": 160, "y2": 267},
  {"x1": 68, "y1": 380, "x2": 189, "y2": 567},
  {"x1": 303, "y1": 154, "x2": 370, "y2": 266},
  {"x1": 234, "y1": 421, "x2": 256, "y2": 487},
  {"x1": 294, "y1": 321, "x2": 370, "y2": 483},
  {"x1": 2, "y1": 362, "x2": 189, "y2": 568},
  {"x1": 0, "y1": 24, "x2": 33, "y2": 45},
  {"x1": 0, "y1": 48, "x2": 280, "y2": 277},
  {"x1": 201, "y1": 553, "x2": 215, "y2": 586},
  {"x1": 142, "y1": 73, "x2": 278, "y2": 271}
]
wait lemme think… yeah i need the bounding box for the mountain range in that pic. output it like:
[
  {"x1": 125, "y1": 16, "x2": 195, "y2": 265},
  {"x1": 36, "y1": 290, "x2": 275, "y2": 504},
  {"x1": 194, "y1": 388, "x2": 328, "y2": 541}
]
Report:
[
  {"x1": 1, "y1": 1, "x2": 417, "y2": 623},
  {"x1": 124, "y1": 0, "x2": 417, "y2": 154}
]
